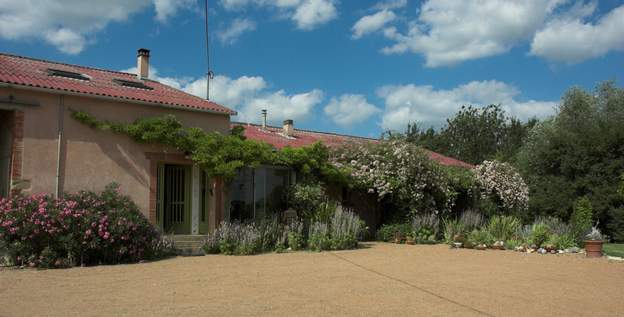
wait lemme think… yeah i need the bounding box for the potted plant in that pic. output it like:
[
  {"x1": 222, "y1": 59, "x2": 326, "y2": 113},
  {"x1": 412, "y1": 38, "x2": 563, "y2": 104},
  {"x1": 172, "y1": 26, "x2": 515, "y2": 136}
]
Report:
[{"x1": 584, "y1": 226, "x2": 604, "y2": 258}]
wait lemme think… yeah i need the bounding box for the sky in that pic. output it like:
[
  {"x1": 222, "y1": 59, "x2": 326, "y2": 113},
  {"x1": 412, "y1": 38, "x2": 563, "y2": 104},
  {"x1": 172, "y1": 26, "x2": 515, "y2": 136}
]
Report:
[{"x1": 0, "y1": 0, "x2": 623, "y2": 138}]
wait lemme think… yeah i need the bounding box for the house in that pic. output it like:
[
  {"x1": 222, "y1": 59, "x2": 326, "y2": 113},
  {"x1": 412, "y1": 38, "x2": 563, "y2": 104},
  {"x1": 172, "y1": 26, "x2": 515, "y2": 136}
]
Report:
[
  {"x1": 0, "y1": 49, "x2": 234, "y2": 235},
  {"x1": 0, "y1": 49, "x2": 473, "y2": 237}
]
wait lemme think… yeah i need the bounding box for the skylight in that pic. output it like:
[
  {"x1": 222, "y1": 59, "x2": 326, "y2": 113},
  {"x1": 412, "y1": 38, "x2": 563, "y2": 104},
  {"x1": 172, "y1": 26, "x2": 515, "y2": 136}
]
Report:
[
  {"x1": 112, "y1": 78, "x2": 153, "y2": 90},
  {"x1": 47, "y1": 68, "x2": 89, "y2": 81}
]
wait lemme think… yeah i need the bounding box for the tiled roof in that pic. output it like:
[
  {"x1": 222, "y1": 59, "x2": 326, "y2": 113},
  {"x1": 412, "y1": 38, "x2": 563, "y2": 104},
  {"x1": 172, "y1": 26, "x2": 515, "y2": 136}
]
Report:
[
  {"x1": 0, "y1": 53, "x2": 235, "y2": 115},
  {"x1": 233, "y1": 123, "x2": 474, "y2": 168}
]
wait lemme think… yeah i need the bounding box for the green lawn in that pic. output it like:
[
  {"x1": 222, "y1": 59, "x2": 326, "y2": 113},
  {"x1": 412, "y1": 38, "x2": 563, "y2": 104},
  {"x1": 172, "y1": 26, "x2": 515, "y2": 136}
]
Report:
[{"x1": 603, "y1": 244, "x2": 624, "y2": 258}]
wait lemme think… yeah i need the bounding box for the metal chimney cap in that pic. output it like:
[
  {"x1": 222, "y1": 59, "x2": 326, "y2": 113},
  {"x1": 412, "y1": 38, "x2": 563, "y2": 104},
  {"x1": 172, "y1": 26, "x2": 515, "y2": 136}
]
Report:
[{"x1": 137, "y1": 48, "x2": 151, "y2": 57}]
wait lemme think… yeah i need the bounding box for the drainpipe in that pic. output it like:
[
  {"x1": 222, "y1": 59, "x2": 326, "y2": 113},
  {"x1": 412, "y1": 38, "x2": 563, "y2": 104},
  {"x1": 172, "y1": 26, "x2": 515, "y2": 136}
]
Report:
[{"x1": 55, "y1": 95, "x2": 64, "y2": 198}]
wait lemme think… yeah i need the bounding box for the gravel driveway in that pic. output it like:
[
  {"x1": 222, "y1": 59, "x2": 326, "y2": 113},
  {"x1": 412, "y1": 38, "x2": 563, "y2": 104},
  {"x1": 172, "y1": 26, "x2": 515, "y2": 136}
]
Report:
[{"x1": 1, "y1": 243, "x2": 623, "y2": 317}]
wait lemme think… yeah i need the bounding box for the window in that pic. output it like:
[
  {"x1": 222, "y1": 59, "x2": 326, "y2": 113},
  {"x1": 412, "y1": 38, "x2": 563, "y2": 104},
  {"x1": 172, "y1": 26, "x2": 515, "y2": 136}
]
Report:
[
  {"x1": 112, "y1": 78, "x2": 153, "y2": 90},
  {"x1": 47, "y1": 68, "x2": 89, "y2": 81},
  {"x1": 228, "y1": 166, "x2": 291, "y2": 222}
]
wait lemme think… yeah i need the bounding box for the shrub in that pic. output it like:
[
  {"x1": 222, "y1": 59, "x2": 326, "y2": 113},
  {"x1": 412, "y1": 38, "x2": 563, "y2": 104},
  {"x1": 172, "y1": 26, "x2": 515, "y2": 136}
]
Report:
[
  {"x1": 504, "y1": 239, "x2": 523, "y2": 250},
  {"x1": 459, "y1": 209, "x2": 485, "y2": 232},
  {"x1": 204, "y1": 222, "x2": 262, "y2": 255},
  {"x1": 287, "y1": 183, "x2": 326, "y2": 220},
  {"x1": 329, "y1": 208, "x2": 364, "y2": 250},
  {"x1": 487, "y1": 215, "x2": 521, "y2": 241},
  {"x1": 607, "y1": 207, "x2": 624, "y2": 242},
  {"x1": 411, "y1": 213, "x2": 439, "y2": 243},
  {"x1": 0, "y1": 184, "x2": 171, "y2": 268},
  {"x1": 442, "y1": 218, "x2": 464, "y2": 244},
  {"x1": 473, "y1": 160, "x2": 529, "y2": 213},
  {"x1": 547, "y1": 234, "x2": 577, "y2": 250},
  {"x1": 332, "y1": 139, "x2": 454, "y2": 217},
  {"x1": 570, "y1": 197, "x2": 593, "y2": 242},
  {"x1": 285, "y1": 220, "x2": 305, "y2": 250},
  {"x1": 308, "y1": 222, "x2": 331, "y2": 251},
  {"x1": 376, "y1": 223, "x2": 411, "y2": 242},
  {"x1": 529, "y1": 223, "x2": 551, "y2": 248},
  {"x1": 467, "y1": 229, "x2": 493, "y2": 247}
]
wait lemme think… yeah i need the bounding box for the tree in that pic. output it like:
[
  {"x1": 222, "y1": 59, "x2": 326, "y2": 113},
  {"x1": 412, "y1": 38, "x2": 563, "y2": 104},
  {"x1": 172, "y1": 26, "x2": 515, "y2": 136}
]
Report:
[
  {"x1": 516, "y1": 82, "x2": 624, "y2": 240},
  {"x1": 404, "y1": 105, "x2": 534, "y2": 165}
]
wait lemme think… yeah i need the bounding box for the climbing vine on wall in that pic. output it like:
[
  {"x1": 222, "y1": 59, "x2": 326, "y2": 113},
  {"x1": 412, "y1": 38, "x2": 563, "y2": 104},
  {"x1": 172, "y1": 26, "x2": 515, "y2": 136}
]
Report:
[
  {"x1": 71, "y1": 111, "x2": 347, "y2": 183},
  {"x1": 71, "y1": 110, "x2": 272, "y2": 180}
]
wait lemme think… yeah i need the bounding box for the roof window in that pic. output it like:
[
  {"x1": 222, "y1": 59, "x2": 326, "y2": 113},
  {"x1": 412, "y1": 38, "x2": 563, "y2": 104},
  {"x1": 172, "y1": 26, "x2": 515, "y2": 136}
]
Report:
[
  {"x1": 47, "y1": 68, "x2": 90, "y2": 81},
  {"x1": 112, "y1": 78, "x2": 154, "y2": 90}
]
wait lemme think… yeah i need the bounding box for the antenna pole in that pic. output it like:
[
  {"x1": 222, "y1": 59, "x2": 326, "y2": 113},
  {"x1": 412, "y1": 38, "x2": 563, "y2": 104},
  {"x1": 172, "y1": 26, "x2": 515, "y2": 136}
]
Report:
[{"x1": 204, "y1": 0, "x2": 210, "y2": 100}]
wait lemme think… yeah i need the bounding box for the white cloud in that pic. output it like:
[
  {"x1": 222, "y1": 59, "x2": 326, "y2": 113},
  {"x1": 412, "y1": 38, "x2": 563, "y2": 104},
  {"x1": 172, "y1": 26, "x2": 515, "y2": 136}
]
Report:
[
  {"x1": 352, "y1": 9, "x2": 396, "y2": 39},
  {"x1": 530, "y1": 4, "x2": 624, "y2": 63},
  {"x1": 153, "y1": 0, "x2": 197, "y2": 23},
  {"x1": 324, "y1": 94, "x2": 380, "y2": 126},
  {"x1": 219, "y1": 0, "x2": 337, "y2": 30},
  {"x1": 372, "y1": 0, "x2": 407, "y2": 11},
  {"x1": 128, "y1": 65, "x2": 324, "y2": 123},
  {"x1": 378, "y1": 80, "x2": 558, "y2": 130},
  {"x1": 378, "y1": 0, "x2": 562, "y2": 67},
  {"x1": 0, "y1": 0, "x2": 192, "y2": 54},
  {"x1": 217, "y1": 18, "x2": 257, "y2": 44},
  {"x1": 292, "y1": 0, "x2": 337, "y2": 30}
]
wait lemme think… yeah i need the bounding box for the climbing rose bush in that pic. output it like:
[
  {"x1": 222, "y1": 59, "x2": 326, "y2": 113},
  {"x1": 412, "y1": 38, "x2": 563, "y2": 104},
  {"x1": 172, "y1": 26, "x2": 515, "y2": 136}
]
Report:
[
  {"x1": 332, "y1": 140, "x2": 453, "y2": 216},
  {"x1": 0, "y1": 184, "x2": 172, "y2": 268},
  {"x1": 474, "y1": 160, "x2": 529, "y2": 212}
]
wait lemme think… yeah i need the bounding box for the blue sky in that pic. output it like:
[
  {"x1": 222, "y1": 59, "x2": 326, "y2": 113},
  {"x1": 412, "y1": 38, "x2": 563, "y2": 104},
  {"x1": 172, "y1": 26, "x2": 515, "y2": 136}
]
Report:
[{"x1": 1, "y1": 0, "x2": 623, "y2": 138}]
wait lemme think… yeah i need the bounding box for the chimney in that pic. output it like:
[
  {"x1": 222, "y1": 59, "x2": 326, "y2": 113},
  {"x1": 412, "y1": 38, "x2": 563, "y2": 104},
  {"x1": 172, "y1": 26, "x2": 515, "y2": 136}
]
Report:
[
  {"x1": 261, "y1": 109, "x2": 267, "y2": 130},
  {"x1": 137, "y1": 48, "x2": 150, "y2": 79},
  {"x1": 283, "y1": 119, "x2": 294, "y2": 137}
]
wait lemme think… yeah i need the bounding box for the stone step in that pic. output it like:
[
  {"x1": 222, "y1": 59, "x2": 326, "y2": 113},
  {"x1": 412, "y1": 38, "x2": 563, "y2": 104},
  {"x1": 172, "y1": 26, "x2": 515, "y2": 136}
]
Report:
[{"x1": 166, "y1": 235, "x2": 207, "y2": 256}]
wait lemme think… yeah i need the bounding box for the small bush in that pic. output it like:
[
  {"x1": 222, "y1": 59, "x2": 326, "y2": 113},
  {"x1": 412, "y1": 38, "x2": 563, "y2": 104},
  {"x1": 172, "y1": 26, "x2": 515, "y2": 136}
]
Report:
[
  {"x1": 376, "y1": 223, "x2": 411, "y2": 242},
  {"x1": 442, "y1": 218, "x2": 464, "y2": 244},
  {"x1": 411, "y1": 213, "x2": 440, "y2": 243},
  {"x1": 459, "y1": 209, "x2": 485, "y2": 232},
  {"x1": 285, "y1": 220, "x2": 305, "y2": 250},
  {"x1": 487, "y1": 215, "x2": 521, "y2": 241},
  {"x1": 529, "y1": 223, "x2": 551, "y2": 248},
  {"x1": 287, "y1": 183, "x2": 326, "y2": 220},
  {"x1": 308, "y1": 222, "x2": 331, "y2": 251},
  {"x1": 467, "y1": 229, "x2": 493, "y2": 246},
  {"x1": 570, "y1": 197, "x2": 593, "y2": 242}
]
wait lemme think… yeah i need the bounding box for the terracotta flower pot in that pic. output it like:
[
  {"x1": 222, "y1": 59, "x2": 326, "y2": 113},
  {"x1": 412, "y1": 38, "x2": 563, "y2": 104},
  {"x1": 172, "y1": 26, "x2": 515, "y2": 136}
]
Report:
[
  {"x1": 584, "y1": 240, "x2": 604, "y2": 258},
  {"x1": 406, "y1": 238, "x2": 415, "y2": 245}
]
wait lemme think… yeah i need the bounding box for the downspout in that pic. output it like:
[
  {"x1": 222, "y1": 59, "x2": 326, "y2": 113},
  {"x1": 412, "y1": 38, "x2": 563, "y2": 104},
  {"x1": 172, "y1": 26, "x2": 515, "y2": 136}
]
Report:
[{"x1": 55, "y1": 95, "x2": 64, "y2": 198}]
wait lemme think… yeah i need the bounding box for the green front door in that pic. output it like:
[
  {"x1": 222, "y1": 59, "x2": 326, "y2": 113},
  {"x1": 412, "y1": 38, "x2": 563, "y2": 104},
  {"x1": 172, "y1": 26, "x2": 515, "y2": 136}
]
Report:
[{"x1": 161, "y1": 164, "x2": 191, "y2": 234}]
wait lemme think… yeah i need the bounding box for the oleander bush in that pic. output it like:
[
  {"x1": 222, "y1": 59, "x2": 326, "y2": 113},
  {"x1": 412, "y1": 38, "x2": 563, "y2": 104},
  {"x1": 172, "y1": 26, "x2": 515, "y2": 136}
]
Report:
[{"x1": 0, "y1": 183, "x2": 173, "y2": 268}]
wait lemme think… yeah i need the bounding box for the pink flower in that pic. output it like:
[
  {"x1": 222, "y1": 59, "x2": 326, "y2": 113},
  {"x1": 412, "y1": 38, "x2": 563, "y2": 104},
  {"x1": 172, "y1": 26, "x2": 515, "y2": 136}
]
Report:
[{"x1": 103, "y1": 232, "x2": 110, "y2": 240}]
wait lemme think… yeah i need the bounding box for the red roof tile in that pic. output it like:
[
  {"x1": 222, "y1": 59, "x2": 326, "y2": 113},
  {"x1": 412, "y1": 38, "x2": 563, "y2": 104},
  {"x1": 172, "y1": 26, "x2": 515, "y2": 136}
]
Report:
[
  {"x1": 0, "y1": 53, "x2": 235, "y2": 115},
  {"x1": 234, "y1": 123, "x2": 474, "y2": 168}
]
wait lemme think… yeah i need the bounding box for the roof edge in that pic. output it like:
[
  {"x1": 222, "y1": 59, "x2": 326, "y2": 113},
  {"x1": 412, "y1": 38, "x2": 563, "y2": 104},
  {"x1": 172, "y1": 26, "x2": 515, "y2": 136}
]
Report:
[
  {"x1": 232, "y1": 121, "x2": 379, "y2": 142},
  {"x1": 0, "y1": 82, "x2": 235, "y2": 116}
]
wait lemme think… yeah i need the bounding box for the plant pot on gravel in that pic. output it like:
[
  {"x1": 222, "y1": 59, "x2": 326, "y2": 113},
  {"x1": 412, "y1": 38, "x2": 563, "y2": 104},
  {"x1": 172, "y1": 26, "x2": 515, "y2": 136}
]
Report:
[
  {"x1": 405, "y1": 235, "x2": 415, "y2": 245},
  {"x1": 584, "y1": 226, "x2": 604, "y2": 258}
]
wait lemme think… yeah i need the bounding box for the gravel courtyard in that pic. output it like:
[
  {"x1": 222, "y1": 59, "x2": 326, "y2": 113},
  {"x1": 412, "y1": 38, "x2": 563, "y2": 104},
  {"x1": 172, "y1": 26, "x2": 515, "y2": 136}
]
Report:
[{"x1": 1, "y1": 243, "x2": 623, "y2": 317}]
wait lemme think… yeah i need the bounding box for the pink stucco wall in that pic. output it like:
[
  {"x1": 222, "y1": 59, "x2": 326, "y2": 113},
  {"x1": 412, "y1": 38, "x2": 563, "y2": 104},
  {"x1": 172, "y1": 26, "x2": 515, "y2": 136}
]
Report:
[{"x1": 0, "y1": 87, "x2": 230, "y2": 216}]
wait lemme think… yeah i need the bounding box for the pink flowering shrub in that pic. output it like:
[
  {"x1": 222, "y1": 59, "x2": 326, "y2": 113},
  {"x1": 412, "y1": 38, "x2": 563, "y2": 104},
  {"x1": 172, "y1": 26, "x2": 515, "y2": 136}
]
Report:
[
  {"x1": 473, "y1": 160, "x2": 529, "y2": 214},
  {"x1": 332, "y1": 140, "x2": 453, "y2": 217},
  {"x1": 0, "y1": 183, "x2": 172, "y2": 268}
]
